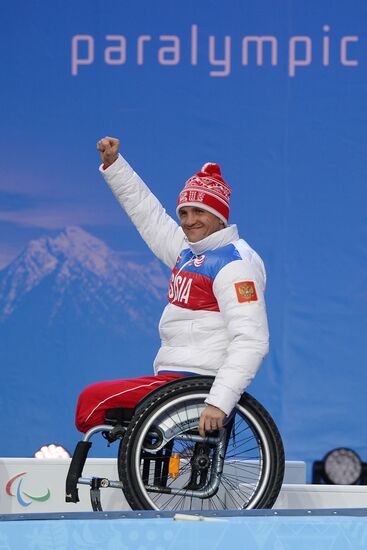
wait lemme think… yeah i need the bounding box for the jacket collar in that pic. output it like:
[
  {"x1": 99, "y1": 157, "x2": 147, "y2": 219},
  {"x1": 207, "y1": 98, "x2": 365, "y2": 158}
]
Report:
[{"x1": 186, "y1": 225, "x2": 239, "y2": 256}]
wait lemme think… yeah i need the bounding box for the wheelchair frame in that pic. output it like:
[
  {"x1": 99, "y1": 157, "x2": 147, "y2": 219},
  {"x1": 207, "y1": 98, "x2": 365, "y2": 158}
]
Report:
[{"x1": 66, "y1": 376, "x2": 284, "y2": 511}]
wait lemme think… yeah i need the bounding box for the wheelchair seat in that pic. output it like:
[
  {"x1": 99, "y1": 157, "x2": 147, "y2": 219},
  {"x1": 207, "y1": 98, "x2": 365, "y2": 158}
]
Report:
[{"x1": 104, "y1": 407, "x2": 135, "y2": 426}]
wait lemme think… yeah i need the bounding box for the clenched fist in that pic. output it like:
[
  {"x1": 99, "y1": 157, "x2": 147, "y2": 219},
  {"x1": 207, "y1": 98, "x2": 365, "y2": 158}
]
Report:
[{"x1": 97, "y1": 136, "x2": 120, "y2": 167}]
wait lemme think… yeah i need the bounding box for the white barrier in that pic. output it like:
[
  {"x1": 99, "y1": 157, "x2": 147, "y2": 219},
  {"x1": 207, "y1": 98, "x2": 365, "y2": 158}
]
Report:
[
  {"x1": 1, "y1": 458, "x2": 128, "y2": 513},
  {"x1": 274, "y1": 484, "x2": 367, "y2": 509},
  {"x1": 0, "y1": 458, "x2": 309, "y2": 513}
]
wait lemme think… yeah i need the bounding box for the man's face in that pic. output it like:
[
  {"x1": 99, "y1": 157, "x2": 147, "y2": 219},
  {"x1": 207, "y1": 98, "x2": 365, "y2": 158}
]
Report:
[{"x1": 178, "y1": 206, "x2": 224, "y2": 243}]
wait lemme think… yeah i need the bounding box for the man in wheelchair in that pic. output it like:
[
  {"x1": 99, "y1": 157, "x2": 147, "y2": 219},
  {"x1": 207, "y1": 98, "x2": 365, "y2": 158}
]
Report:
[{"x1": 66, "y1": 137, "x2": 283, "y2": 511}]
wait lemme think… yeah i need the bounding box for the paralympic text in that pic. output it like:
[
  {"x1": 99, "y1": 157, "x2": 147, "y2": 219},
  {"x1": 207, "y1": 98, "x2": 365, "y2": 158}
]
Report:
[{"x1": 71, "y1": 25, "x2": 360, "y2": 78}]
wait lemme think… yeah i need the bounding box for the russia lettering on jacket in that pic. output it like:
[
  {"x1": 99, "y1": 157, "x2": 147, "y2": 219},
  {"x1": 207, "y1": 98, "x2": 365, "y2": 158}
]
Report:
[{"x1": 168, "y1": 272, "x2": 193, "y2": 304}]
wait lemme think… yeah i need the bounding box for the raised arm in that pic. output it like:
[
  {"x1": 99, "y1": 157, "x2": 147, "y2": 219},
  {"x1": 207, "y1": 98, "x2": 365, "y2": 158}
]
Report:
[{"x1": 97, "y1": 137, "x2": 186, "y2": 268}]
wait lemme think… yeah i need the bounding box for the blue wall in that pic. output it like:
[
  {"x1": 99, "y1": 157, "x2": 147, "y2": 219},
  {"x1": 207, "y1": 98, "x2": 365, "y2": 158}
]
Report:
[{"x1": 0, "y1": 1, "x2": 366, "y2": 473}]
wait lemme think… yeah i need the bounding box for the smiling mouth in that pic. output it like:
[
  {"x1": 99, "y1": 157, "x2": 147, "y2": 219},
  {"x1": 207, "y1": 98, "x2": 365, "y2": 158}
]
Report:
[{"x1": 184, "y1": 228, "x2": 205, "y2": 241}]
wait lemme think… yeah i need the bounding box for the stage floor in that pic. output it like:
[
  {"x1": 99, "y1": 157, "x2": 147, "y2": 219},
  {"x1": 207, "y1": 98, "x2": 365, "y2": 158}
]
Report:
[{"x1": 1, "y1": 509, "x2": 367, "y2": 550}]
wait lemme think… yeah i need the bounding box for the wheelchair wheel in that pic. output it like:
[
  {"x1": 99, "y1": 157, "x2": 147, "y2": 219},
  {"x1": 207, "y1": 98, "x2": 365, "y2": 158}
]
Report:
[{"x1": 118, "y1": 377, "x2": 284, "y2": 511}]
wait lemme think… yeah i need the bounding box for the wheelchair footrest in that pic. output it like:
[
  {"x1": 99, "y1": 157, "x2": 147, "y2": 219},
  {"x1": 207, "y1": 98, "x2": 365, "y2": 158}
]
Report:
[
  {"x1": 84, "y1": 477, "x2": 124, "y2": 511},
  {"x1": 90, "y1": 477, "x2": 104, "y2": 512}
]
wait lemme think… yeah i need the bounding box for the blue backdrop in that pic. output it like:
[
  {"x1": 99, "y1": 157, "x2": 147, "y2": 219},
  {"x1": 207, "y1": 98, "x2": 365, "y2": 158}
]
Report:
[{"x1": 0, "y1": 1, "x2": 366, "y2": 476}]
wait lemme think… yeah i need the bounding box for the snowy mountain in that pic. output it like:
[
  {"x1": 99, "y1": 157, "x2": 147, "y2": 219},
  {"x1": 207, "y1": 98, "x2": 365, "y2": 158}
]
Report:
[
  {"x1": 0, "y1": 226, "x2": 168, "y2": 334},
  {"x1": 0, "y1": 227, "x2": 170, "y2": 456}
]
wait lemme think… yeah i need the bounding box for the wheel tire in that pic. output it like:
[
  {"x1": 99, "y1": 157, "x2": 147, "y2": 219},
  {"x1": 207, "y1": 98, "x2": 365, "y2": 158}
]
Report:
[{"x1": 118, "y1": 377, "x2": 284, "y2": 511}]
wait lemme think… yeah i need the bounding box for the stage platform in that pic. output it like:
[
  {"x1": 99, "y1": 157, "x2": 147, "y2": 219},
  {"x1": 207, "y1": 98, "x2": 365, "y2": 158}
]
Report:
[
  {"x1": 1, "y1": 509, "x2": 367, "y2": 549},
  {"x1": 2, "y1": 457, "x2": 367, "y2": 549}
]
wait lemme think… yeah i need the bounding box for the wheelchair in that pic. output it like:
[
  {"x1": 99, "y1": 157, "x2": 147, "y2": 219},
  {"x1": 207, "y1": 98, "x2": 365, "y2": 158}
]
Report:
[{"x1": 66, "y1": 376, "x2": 284, "y2": 511}]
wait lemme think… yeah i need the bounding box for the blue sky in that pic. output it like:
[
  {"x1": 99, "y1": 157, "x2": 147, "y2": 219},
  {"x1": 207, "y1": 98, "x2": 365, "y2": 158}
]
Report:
[
  {"x1": 1, "y1": 0, "x2": 366, "y2": 267},
  {"x1": 1, "y1": 0, "x2": 367, "y2": 462}
]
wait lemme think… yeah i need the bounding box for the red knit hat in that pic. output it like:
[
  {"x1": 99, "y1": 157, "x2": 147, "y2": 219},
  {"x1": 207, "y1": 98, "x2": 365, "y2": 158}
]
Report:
[{"x1": 176, "y1": 163, "x2": 232, "y2": 226}]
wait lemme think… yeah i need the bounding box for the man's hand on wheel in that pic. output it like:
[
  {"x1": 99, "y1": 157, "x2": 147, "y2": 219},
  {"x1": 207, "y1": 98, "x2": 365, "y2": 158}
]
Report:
[
  {"x1": 97, "y1": 136, "x2": 120, "y2": 167},
  {"x1": 198, "y1": 405, "x2": 226, "y2": 438}
]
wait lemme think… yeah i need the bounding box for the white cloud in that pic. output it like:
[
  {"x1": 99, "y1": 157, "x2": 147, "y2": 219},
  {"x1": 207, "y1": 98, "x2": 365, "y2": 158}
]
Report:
[
  {"x1": 0, "y1": 204, "x2": 127, "y2": 229},
  {"x1": 0, "y1": 170, "x2": 58, "y2": 197}
]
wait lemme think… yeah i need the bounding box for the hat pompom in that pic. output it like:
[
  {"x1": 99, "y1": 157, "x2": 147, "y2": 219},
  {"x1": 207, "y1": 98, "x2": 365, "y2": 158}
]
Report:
[{"x1": 201, "y1": 162, "x2": 222, "y2": 176}]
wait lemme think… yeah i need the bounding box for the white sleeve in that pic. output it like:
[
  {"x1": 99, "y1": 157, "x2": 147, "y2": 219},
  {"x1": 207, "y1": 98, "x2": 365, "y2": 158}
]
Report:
[
  {"x1": 100, "y1": 154, "x2": 186, "y2": 269},
  {"x1": 205, "y1": 259, "x2": 269, "y2": 416}
]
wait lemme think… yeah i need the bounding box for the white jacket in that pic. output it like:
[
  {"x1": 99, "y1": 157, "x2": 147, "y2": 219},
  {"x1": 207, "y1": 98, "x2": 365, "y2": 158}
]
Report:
[{"x1": 101, "y1": 154, "x2": 269, "y2": 415}]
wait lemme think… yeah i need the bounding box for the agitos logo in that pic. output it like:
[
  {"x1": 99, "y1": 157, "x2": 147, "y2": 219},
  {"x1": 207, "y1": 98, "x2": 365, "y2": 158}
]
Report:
[{"x1": 6, "y1": 472, "x2": 51, "y2": 507}]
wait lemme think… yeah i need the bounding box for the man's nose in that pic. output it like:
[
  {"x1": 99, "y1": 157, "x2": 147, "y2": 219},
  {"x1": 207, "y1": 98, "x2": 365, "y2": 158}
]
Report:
[{"x1": 185, "y1": 211, "x2": 197, "y2": 225}]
